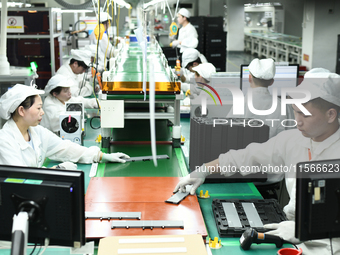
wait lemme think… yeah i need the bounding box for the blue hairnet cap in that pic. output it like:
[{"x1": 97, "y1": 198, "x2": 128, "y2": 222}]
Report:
[{"x1": 0, "y1": 84, "x2": 44, "y2": 120}]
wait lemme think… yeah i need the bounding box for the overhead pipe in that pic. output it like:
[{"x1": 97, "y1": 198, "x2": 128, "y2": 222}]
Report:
[{"x1": 0, "y1": 0, "x2": 10, "y2": 75}]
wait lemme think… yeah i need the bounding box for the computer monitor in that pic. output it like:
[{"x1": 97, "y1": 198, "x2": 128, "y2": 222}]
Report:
[
  {"x1": 295, "y1": 159, "x2": 340, "y2": 241},
  {"x1": 0, "y1": 164, "x2": 85, "y2": 249},
  {"x1": 240, "y1": 64, "x2": 299, "y2": 96}
]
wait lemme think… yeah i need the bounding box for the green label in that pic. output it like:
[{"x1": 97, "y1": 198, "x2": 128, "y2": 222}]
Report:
[{"x1": 5, "y1": 178, "x2": 25, "y2": 183}]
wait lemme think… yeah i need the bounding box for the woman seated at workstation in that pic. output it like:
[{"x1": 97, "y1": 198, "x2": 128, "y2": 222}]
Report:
[
  {"x1": 40, "y1": 74, "x2": 98, "y2": 134},
  {"x1": 0, "y1": 84, "x2": 129, "y2": 169}
]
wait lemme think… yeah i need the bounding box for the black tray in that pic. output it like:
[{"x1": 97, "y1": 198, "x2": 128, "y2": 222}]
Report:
[{"x1": 212, "y1": 199, "x2": 287, "y2": 237}]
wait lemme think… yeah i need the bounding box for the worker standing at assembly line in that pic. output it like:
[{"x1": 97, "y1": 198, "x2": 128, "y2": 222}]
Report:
[
  {"x1": 89, "y1": 12, "x2": 113, "y2": 69},
  {"x1": 170, "y1": 8, "x2": 198, "y2": 54}
]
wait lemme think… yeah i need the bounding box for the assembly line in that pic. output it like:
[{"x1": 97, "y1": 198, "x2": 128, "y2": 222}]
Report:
[{"x1": 0, "y1": 0, "x2": 340, "y2": 255}]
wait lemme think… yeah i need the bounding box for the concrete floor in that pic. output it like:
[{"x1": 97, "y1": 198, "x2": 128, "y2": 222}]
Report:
[{"x1": 226, "y1": 51, "x2": 255, "y2": 72}]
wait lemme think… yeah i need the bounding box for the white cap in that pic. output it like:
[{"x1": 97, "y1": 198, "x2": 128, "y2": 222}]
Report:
[
  {"x1": 99, "y1": 12, "x2": 112, "y2": 23},
  {"x1": 260, "y1": 18, "x2": 268, "y2": 23},
  {"x1": 288, "y1": 72, "x2": 340, "y2": 107},
  {"x1": 182, "y1": 48, "x2": 200, "y2": 69},
  {"x1": 178, "y1": 8, "x2": 191, "y2": 18},
  {"x1": 82, "y1": 45, "x2": 97, "y2": 57},
  {"x1": 44, "y1": 74, "x2": 70, "y2": 95},
  {"x1": 304, "y1": 68, "x2": 331, "y2": 78},
  {"x1": 248, "y1": 58, "x2": 275, "y2": 80},
  {"x1": 192, "y1": 63, "x2": 216, "y2": 82},
  {"x1": 0, "y1": 84, "x2": 45, "y2": 120},
  {"x1": 70, "y1": 49, "x2": 91, "y2": 67}
]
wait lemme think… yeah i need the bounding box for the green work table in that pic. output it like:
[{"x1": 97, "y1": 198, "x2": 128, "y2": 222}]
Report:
[
  {"x1": 197, "y1": 183, "x2": 292, "y2": 254},
  {"x1": 41, "y1": 110, "x2": 289, "y2": 255}
]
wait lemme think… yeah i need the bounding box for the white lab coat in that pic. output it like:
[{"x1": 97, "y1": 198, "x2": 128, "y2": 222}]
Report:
[
  {"x1": 89, "y1": 31, "x2": 113, "y2": 69},
  {"x1": 0, "y1": 119, "x2": 101, "y2": 167},
  {"x1": 177, "y1": 23, "x2": 198, "y2": 53},
  {"x1": 56, "y1": 63, "x2": 93, "y2": 97},
  {"x1": 218, "y1": 127, "x2": 340, "y2": 254},
  {"x1": 227, "y1": 87, "x2": 292, "y2": 138},
  {"x1": 182, "y1": 69, "x2": 195, "y2": 92},
  {"x1": 40, "y1": 95, "x2": 97, "y2": 133}
]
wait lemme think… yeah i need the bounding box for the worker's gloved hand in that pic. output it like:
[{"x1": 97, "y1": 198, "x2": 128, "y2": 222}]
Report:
[
  {"x1": 171, "y1": 40, "x2": 180, "y2": 48},
  {"x1": 175, "y1": 68, "x2": 184, "y2": 77},
  {"x1": 57, "y1": 162, "x2": 78, "y2": 170},
  {"x1": 92, "y1": 99, "x2": 99, "y2": 108},
  {"x1": 169, "y1": 34, "x2": 176, "y2": 40},
  {"x1": 95, "y1": 84, "x2": 101, "y2": 93},
  {"x1": 173, "y1": 164, "x2": 210, "y2": 195},
  {"x1": 185, "y1": 89, "x2": 191, "y2": 97},
  {"x1": 263, "y1": 221, "x2": 301, "y2": 244},
  {"x1": 102, "y1": 152, "x2": 130, "y2": 163}
]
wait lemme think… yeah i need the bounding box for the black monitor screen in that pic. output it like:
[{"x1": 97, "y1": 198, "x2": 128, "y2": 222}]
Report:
[
  {"x1": 240, "y1": 64, "x2": 299, "y2": 96},
  {"x1": 295, "y1": 159, "x2": 340, "y2": 241},
  {"x1": 0, "y1": 164, "x2": 85, "y2": 247}
]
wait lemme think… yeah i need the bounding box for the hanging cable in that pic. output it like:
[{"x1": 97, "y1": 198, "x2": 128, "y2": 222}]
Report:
[
  {"x1": 330, "y1": 235, "x2": 334, "y2": 255},
  {"x1": 92, "y1": 0, "x2": 101, "y2": 110},
  {"x1": 104, "y1": 0, "x2": 110, "y2": 70},
  {"x1": 37, "y1": 238, "x2": 49, "y2": 255},
  {"x1": 115, "y1": 7, "x2": 120, "y2": 46}
]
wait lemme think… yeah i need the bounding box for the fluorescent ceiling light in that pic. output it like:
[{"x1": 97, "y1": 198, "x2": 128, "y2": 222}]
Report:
[
  {"x1": 144, "y1": 0, "x2": 165, "y2": 9},
  {"x1": 244, "y1": 2, "x2": 281, "y2": 7},
  {"x1": 0, "y1": 2, "x2": 32, "y2": 8},
  {"x1": 113, "y1": 0, "x2": 131, "y2": 9},
  {"x1": 60, "y1": 9, "x2": 94, "y2": 13}
]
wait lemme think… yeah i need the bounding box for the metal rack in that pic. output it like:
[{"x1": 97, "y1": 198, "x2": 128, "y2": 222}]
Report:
[
  {"x1": 3, "y1": 7, "x2": 63, "y2": 87},
  {"x1": 244, "y1": 32, "x2": 302, "y2": 64}
]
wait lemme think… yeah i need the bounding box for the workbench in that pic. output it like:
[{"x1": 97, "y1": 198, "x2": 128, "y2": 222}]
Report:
[
  {"x1": 36, "y1": 110, "x2": 293, "y2": 255},
  {"x1": 244, "y1": 32, "x2": 302, "y2": 64}
]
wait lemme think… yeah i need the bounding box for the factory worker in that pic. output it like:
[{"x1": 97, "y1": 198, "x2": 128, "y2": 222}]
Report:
[
  {"x1": 40, "y1": 74, "x2": 99, "y2": 134},
  {"x1": 227, "y1": 58, "x2": 292, "y2": 138},
  {"x1": 83, "y1": 44, "x2": 105, "y2": 72},
  {"x1": 178, "y1": 48, "x2": 207, "y2": 84},
  {"x1": 304, "y1": 67, "x2": 331, "y2": 78},
  {"x1": 174, "y1": 71, "x2": 340, "y2": 254},
  {"x1": 187, "y1": 63, "x2": 216, "y2": 99},
  {"x1": 170, "y1": 8, "x2": 198, "y2": 53},
  {"x1": 56, "y1": 49, "x2": 94, "y2": 97},
  {"x1": 0, "y1": 84, "x2": 129, "y2": 168},
  {"x1": 89, "y1": 12, "x2": 113, "y2": 68}
]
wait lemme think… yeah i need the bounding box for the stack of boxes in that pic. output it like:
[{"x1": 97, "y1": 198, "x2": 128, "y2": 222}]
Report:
[
  {"x1": 191, "y1": 16, "x2": 227, "y2": 72},
  {"x1": 190, "y1": 16, "x2": 205, "y2": 54},
  {"x1": 161, "y1": 47, "x2": 178, "y2": 67}
]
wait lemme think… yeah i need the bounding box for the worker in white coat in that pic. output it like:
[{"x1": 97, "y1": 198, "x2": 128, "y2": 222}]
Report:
[
  {"x1": 56, "y1": 49, "x2": 94, "y2": 97},
  {"x1": 170, "y1": 8, "x2": 198, "y2": 53},
  {"x1": 40, "y1": 74, "x2": 98, "y2": 134},
  {"x1": 227, "y1": 58, "x2": 292, "y2": 139},
  {"x1": 0, "y1": 84, "x2": 129, "y2": 168},
  {"x1": 89, "y1": 12, "x2": 113, "y2": 69},
  {"x1": 178, "y1": 48, "x2": 207, "y2": 85},
  {"x1": 174, "y1": 71, "x2": 340, "y2": 254},
  {"x1": 187, "y1": 63, "x2": 216, "y2": 99}
]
